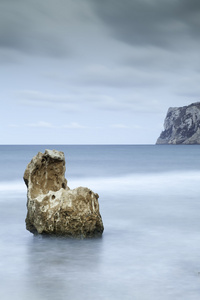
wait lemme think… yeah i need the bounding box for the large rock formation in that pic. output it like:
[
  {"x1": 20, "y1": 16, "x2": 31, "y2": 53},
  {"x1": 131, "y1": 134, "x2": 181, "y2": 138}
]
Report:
[
  {"x1": 156, "y1": 102, "x2": 200, "y2": 144},
  {"x1": 23, "y1": 149, "x2": 104, "y2": 238}
]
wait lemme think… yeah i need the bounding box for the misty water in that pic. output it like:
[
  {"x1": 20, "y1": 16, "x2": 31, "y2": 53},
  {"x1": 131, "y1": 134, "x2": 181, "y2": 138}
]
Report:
[{"x1": 1, "y1": 145, "x2": 200, "y2": 299}]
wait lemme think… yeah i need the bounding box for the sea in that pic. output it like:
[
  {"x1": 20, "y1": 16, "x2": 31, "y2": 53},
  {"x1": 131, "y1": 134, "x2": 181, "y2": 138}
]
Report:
[{"x1": 1, "y1": 144, "x2": 200, "y2": 300}]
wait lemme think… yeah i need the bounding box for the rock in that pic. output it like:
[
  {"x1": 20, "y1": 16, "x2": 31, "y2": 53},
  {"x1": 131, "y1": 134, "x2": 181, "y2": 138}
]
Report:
[
  {"x1": 156, "y1": 102, "x2": 200, "y2": 144},
  {"x1": 23, "y1": 149, "x2": 104, "y2": 238}
]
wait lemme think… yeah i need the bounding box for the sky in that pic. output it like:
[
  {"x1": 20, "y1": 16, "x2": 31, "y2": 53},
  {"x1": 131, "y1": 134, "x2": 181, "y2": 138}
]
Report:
[{"x1": 1, "y1": 0, "x2": 200, "y2": 144}]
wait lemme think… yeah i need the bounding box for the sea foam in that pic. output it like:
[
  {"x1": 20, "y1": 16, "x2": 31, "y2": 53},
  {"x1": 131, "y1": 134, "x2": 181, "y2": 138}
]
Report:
[
  {"x1": 0, "y1": 180, "x2": 25, "y2": 193},
  {"x1": 68, "y1": 170, "x2": 200, "y2": 196},
  {"x1": 1, "y1": 170, "x2": 200, "y2": 197}
]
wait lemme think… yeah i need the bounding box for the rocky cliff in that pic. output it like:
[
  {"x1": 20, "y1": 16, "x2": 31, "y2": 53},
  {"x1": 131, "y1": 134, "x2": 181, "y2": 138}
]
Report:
[
  {"x1": 24, "y1": 149, "x2": 104, "y2": 238},
  {"x1": 156, "y1": 102, "x2": 200, "y2": 144}
]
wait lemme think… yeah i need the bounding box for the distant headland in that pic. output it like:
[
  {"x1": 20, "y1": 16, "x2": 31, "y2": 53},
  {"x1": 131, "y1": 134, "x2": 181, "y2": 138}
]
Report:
[{"x1": 156, "y1": 102, "x2": 200, "y2": 144}]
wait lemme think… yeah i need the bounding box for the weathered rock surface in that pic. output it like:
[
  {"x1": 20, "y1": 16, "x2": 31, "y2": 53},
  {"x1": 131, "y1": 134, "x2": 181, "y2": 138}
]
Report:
[
  {"x1": 24, "y1": 149, "x2": 104, "y2": 238},
  {"x1": 156, "y1": 102, "x2": 200, "y2": 144}
]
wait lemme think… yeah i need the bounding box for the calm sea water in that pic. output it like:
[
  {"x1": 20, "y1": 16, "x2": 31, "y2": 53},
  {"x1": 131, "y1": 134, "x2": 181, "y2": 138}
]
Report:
[{"x1": 1, "y1": 145, "x2": 200, "y2": 300}]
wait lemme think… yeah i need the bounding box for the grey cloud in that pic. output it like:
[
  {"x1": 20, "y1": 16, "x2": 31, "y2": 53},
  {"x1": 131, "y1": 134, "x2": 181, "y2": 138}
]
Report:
[
  {"x1": 110, "y1": 124, "x2": 129, "y2": 129},
  {"x1": 122, "y1": 45, "x2": 200, "y2": 77},
  {"x1": 93, "y1": 96, "x2": 164, "y2": 114},
  {"x1": 25, "y1": 121, "x2": 86, "y2": 129},
  {"x1": 16, "y1": 88, "x2": 163, "y2": 114},
  {"x1": 26, "y1": 121, "x2": 54, "y2": 128},
  {"x1": 0, "y1": 1, "x2": 66, "y2": 57},
  {"x1": 62, "y1": 122, "x2": 87, "y2": 129},
  {"x1": 17, "y1": 90, "x2": 79, "y2": 111},
  {"x1": 89, "y1": 0, "x2": 200, "y2": 50},
  {"x1": 71, "y1": 63, "x2": 167, "y2": 89},
  {"x1": 0, "y1": 0, "x2": 94, "y2": 58},
  {"x1": 0, "y1": 48, "x2": 21, "y2": 64}
]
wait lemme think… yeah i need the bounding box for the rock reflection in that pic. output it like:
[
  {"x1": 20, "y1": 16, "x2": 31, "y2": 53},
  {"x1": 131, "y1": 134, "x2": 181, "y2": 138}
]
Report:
[{"x1": 26, "y1": 235, "x2": 103, "y2": 300}]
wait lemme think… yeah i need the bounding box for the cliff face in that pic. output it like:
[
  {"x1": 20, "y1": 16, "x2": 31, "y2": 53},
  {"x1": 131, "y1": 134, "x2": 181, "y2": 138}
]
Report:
[{"x1": 156, "y1": 102, "x2": 200, "y2": 144}]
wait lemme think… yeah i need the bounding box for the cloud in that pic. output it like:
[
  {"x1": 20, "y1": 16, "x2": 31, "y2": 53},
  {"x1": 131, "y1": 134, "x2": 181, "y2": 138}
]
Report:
[
  {"x1": 26, "y1": 121, "x2": 54, "y2": 128},
  {"x1": 110, "y1": 123, "x2": 142, "y2": 130},
  {"x1": 18, "y1": 90, "x2": 79, "y2": 111},
  {"x1": 88, "y1": 93, "x2": 164, "y2": 114},
  {"x1": 89, "y1": 0, "x2": 200, "y2": 50},
  {"x1": 2, "y1": 0, "x2": 198, "y2": 62},
  {"x1": 62, "y1": 122, "x2": 87, "y2": 129},
  {"x1": 0, "y1": 1, "x2": 65, "y2": 57},
  {"x1": 17, "y1": 87, "x2": 165, "y2": 115},
  {"x1": 0, "y1": 0, "x2": 96, "y2": 58},
  {"x1": 25, "y1": 121, "x2": 86, "y2": 129},
  {"x1": 75, "y1": 63, "x2": 167, "y2": 88},
  {"x1": 110, "y1": 124, "x2": 129, "y2": 129}
]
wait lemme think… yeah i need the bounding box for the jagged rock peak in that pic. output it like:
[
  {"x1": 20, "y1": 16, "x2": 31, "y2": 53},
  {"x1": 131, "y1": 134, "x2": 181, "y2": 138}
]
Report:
[
  {"x1": 23, "y1": 149, "x2": 104, "y2": 238},
  {"x1": 156, "y1": 102, "x2": 200, "y2": 144}
]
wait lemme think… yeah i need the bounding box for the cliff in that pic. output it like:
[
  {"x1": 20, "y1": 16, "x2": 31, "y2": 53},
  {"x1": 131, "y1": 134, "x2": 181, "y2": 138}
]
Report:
[{"x1": 156, "y1": 102, "x2": 200, "y2": 144}]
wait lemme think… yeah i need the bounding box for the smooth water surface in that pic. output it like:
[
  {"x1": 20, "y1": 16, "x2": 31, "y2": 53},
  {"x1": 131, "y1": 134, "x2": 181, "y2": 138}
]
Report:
[{"x1": 1, "y1": 145, "x2": 200, "y2": 299}]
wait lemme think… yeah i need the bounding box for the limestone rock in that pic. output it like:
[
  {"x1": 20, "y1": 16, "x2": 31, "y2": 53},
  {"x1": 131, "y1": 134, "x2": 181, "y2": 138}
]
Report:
[
  {"x1": 156, "y1": 102, "x2": 200, "y2": 144},
  {"x1": 24, "y1": 149, "x2": 104, "y2": 238}
]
